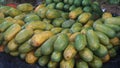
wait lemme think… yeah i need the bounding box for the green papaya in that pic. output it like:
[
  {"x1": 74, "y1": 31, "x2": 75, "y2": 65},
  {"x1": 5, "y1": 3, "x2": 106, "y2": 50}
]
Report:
[
  {"x1": 68, "y1": 0, "x2": 74, "y2": 5},
  {"x1": 64, "y1": 4, "x2": 70, "y2": 11},
  {"x1": 24, "y1": 14, "x2": 40, "y2": 22},
  {"x1": 94, "y1": 44, "x2": 108, "y2": 58},
  {"x1": 70, "y1": 23, "x2": 82, "y2": 33},
  {"x1": 83, "y1": 6, "x2": 92, "y2": 12},
  {"x1": 37, "y1": 7, "x2": 48, "y2": 18},
  {"x1": 61, "y1": 29, "x2": 70, "y2": 34},
  {"x1": 61, "y1": 12, "x2": 69, "y2": 19},
  {"x1": 41, "y1": 35, "x2": 57, "y2": 55},
  {"x1": 74, "y1": 0, "x2": 82, "y2": 6},
  {"x1": 69, "y1": 5, "x2": 76, "y2": 11},
  {"x1": 4, "y1": 24, "x2": 21, "y2": 41},
  {"x1": 48, "y1": 61, "x2": 58, "y2": 68},
  {"x1": 46, "y1": 3, "x2": 56, "y2": 9},
  {"x1": 56, "y1": 2, "x2": 64, "y2": 10},
  {"x1": 79, "y1": 48, "x2": 93, "y2": 62},
  {"x1": 38, "y1": 56, "x2": 49, "y2": 66},
  {"x1": 15, "y1": 28, "x2": 33, "y2": 44},
  {"x1": 108, "y1": 48, "x2": 117, "y2": 57},
  {"x1": 51, "y1": 51, "x2": 62, "y2": 62},
  {"x1": 53, "y1": 0, "x2": 61, "y2": 3},
  {"x1": 34, "y1": 47, "x2": 42, "y2": 57},
  {"x1": 52, "y1": 18, "x2": 65, "y2": 27},
  {"x1": 64, "y1": 0, "x2": 68, "y2": 4},
  {"x1": 45, "y1": 23, "x2": 54, "y2": 31},
  {"x1": 75, "y1": 34, "x2": 87, "y2": 51},
  {"x1": 62, "y1": 19, "x2": 75, "y2": 28},
  {"x1": 54, "y1": 33, "x2": 69, "y2": 52},
  {"x1": 46, "y1": 0, "x2": 53, "y2": 4},
  {"x1": 10, "y1": 51, "x2": 19, "y2": 56},
  {"x1": 51, "y1": 27, "x2": 63, "y2": 34},
  {"x1": 76, "y1": 61, "x2": 89, "y2": 68},
  {"x1": 14, "y1": 13, "x2": 26, "y2": 20},
  {"x1": 82, "y1": 0, "x2": 91, "y2": 6},
  {"x1": 43, "y1": 18, "x2": 52, "y2": 24},
  {"x1": 93, "y1": 24, "x2": 116, "y2": 38},
  {"x1": 86, "y1": 29, "x2": 100, "y2": 51},
  {"x1": 95, "y1": 31, "x2": 110, "y2": 45}
]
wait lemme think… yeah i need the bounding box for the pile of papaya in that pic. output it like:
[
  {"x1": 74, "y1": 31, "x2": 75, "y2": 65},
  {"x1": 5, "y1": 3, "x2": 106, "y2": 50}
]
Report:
[{"x1": 0, "y1": 0, "x2": 120, "y2": 68}]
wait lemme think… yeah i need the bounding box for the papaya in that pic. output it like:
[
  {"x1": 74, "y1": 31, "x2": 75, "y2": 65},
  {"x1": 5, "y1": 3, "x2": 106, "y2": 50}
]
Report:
[
  {"x1": 25, "y1": 51, "x2": 38, "y2": 64},
  {"x1": 86, "y1": 29, "x2": 100, "y2": 51},
  {"x1": 43, "y1": 18, "x2": 52, "y2": 24},
  {"x1": 15, "y1": 28, "x2": 33, "y2": 44},
  {"x1": 0, "y1": 18, "x2": 4, "y2": 24},
  {"x1": 0, "y1": 6, "x2": 11, "y2": 15},
  {"x1": 69, "y1": 5, "x2": 76, "y2": 11},
  {"x1": 38, "y1": 56, "x2": 49, "y2": 66},
  {"x1": 108, "y1": 48, "x2": 117, "y2": 57},
  {"x1": 61, "y1": 29, "x2": 70, "y2": 34},
  {"x1": 46, "y1": 0, "x2": 53, "y2": 4},
  {"x1": 102, "y1": 12, "x2": 112, "y2": 19},
  {"x1": 34, "y1": 30, "x2": 43, "y2": 34},
  {"x1": 0, "y1": 21, "x2": 14, "y2": 32},
  {"x1": 54, "y1": 33, "x2": 69, "y2": 52},
  {"x1": 7, "y1": 8, "x2": 22, "y2": 17},
  {"x1": 41, "y1": 35, "x2": 57, "y2": 55},
  {"x1": 79, "y1": 48, "x2": 93, "y2": 62},
  {"x1": 0, "y1": 12, "x2": 4, "y2": 18},
  {"x1": 10, "y1": 51, "x2": 19, "y2": 56},
  {"x1": 106, "y1": 43, "x2": 113, "y2": 50},
  {"x1": 83, "y1": 6, "x2": 92, "y2": 12},
  {"x1": 13, "y1": 19, "x2": 25, "y2": 26},
  {"x1": 17, "y1": 3, "x2": 33, "y2": 12},
  {"x1": 25, "y1": 21, "x2": 46, "y2": 30},
  {"x1": 76, "y1": 61, "x2": 89, "y2": 68},
  {"x1": 82, "y1": 0, "x2": 91, "y2": 6},
  {"x1": 63, "y1": 4, "x2": 70, "y2": 11},
  {"x1": 18, "y1": 40, "x2": 33, "y2": 53},
  {"x1": 46, "y1": 3, "x2": 56, "y2": 9},
  {"x1": 74, "y1": 0, "x2": 82, "y2": 6},
  {"x1": 94, "y1": 44, "x2": 108, "y2": 58},
  {"x1": 102, "y1": 54, "x2": 110, "y2": 63},
  {"x1": 51, "y1": 51, "x2": 62, "y2": 62},
  {"x1": 20, "y1": 53, "x2": 27, "y2": 60},
  {"x1": 34, "y1": 4, "x2": 45, "y2": 12},
  {"x1": 56, "y1": 2, "x2": 64, "y2": 10},
  {"x1": 84, "y1": 20, "x2": 94, "y2": 28},
  {"x1": 31, "y1": 31, "x2": 53, "y2": 47},
  {"x1": 78, "y1": 12, "x2": 92, "y2": 24},
  {"x1": 110, "y1": 37, "x2": 120, "y2": 46},
  {"x1": 37, "y1": 7, "x2": 48, "y2": 18},
  {"x1": 4, "y1": 24, "x2": 21, "y2": 41},
  {"x1": 70, "y1": 23, "x2": 82, "y2": 33},
  {"x1": 52, "y1": 18, "x2": 65, "y2": 27},
  {"x1": 105, "y1": 24, "x2": 120, "y2": 32},
  {"x1": 14, "y1": 13, "x2": 26, "y2": 20},
  {"x1": 95, "y1": 31, "x2": 110, "y2": 45},
  {"x1": 63, "y1": 43, "x2": 77, "y2": 60},
  {"x1": 48, "y1": 61, "x2": 58, "y2": 68},
  {"x1": 60, "y1": 59, "x2": 75, "y2": 68},
  {"x1": 69, "y1": 32, "x2": 80, "y2": 42},
  {"x1": 61, "y1": 12, "x2": 69, "y2": 19},
  {"x1": 0, "y1": 33, "x2": 4, "y2": 44},
  {"x1": 68, "y1": 0, "x2": 74, "y2": 5},
  {"x1": 75, "y1": 34, "x2": 87, "y2": 51},
  {"x1": 34, "y1": 47, "x2": 42, "y2": 57},
  {"x1": 51, "y1": 27, "x2": 63, "y2": 34},
  {"x1": 89, "y1": 56, "x2": 103, "y2": 68},
  {"x1": 46, "y1": 9, "x2": 61, "y2": 19},
  {"x1": 62, "y1": 19, "x2": 75, "y2": 28},
  {"x1": 53, "y1": 0, "x2": 62, "y2": 3},
  {"x1": 93, "y1": 24, "x2": 116, "y2": 38},
  {"x1": 69, "y1": 7, "x2": 83, "y2": 19},
  {"x1": 45, "y1": 23, "x2": 54, "y2": 31},
  {"x1": 24, "y1": 14, "x2": 40, "y2": 22},
  {"x1": 7, "y1": 39, "x2": 18, "y2": 51}
]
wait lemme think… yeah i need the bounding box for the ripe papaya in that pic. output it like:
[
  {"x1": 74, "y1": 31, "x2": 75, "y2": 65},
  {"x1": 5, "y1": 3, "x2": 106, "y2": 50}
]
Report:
[
  {"x1": 54, "y1": 33, "x2": 69, "y2": 52},
  {"x1": 7, "y1": 39, "x2": 18, "y2": 51},
  {"x1": 69, "y1": 7, "x2": 83, "y2": 19},
  {"x1": 31, "y1": 31, "x2": 53, "y2": 47},
  {"x1": 4, "y1": 24, "x2": 21, "y2": 41},
  {"x1": 63, "y1": 43, "x2": 77, "y2": 60},
  {"x1": 102, "y1": 54, "x2": 110, "y2": 63}
]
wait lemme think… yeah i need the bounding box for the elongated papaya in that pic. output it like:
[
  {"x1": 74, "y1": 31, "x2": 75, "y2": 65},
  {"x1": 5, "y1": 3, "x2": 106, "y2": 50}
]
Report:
[
  {"x1": 75, "y1": 34, "x2": 87, "y2": 51},
  {"x1": 104, "y1": 17, "x2": 120, "y2": 25},
  {"x1": 62, "y1": 19, "x2": 75, "y2": 28},
  {"x1": 105, "y1": 24, "x2": 120, "y2": 32},
  {"x1": 0, "y1": 21, "x2": 13, "y2": 32},
  {"x1": 70, "y1": 23, "x2": 82, "y2": 33},
  {"x1": 4, "y1": 24, "x2": 21, "y2": 41},
  {"x1": 31, "y1": 31, "x2": 53, "y2": 47},
  {"x1": 63, "y1": 43, "x2": 77, "y2": 60},
  {"x1": 93, "y1": 24, "x2": 116, "y2": 38},
  {"x1": 52, "y1": 18, "x2": 65, "y2": 27},
  {"x1": 51, "y1": 51, "x2": 62, "y2": 62},
  {"x1": 69, "y1": 32, "x2": 80, "y2": 42},
  {"x1": 51, "y1": 27, "x2": 63, "y2": 34},
  {"x1": 79, "y1": 48, "x2": 93, "y2": 62},
  {"x1": 41, "y1": 35, "x2": 57, "y2": 55},
  {"x1": 15, "y1": 28, "x2": 33, "y2": 44},
  {"x1": 94, "y1": 44, "x2": 108, "y2": 58},
  {"x1": 34, "y1": 47, "x2": 42, "y2": 57},
  {"x1": 86, "y1": 29, "x2": 100, "y2": 51},
  {"x1": 37, "y1": 7, "x2": 48, "y2": 18},
  {"x1": 54, "y1": 33, "x2": 69, "y2": 52},
  {"x1": 95, "y1": 31, "x2": 110, "y2": 45}
]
